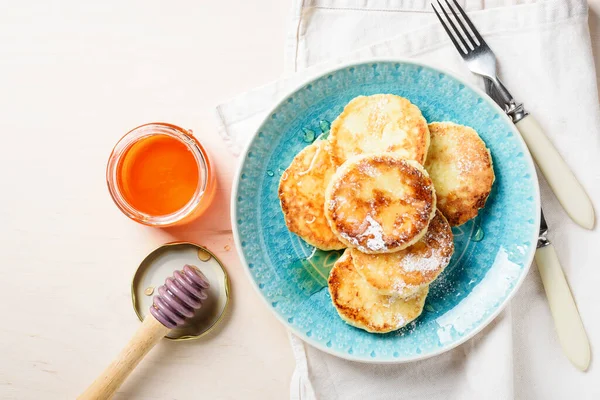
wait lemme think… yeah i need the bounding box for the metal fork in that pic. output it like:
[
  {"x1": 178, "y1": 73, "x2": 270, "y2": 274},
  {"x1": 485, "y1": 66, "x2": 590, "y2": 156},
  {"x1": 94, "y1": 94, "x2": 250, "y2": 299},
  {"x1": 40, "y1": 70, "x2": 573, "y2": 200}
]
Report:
[
  {"x1": 431, "y1": 0, "x2": 594, "y2": 230},
  {"x1": 432, "y1": 0, "x2": 522, "y2": 118},
  {"x1": 432, "y1": 0, "x2": 591, "y2": 371}
]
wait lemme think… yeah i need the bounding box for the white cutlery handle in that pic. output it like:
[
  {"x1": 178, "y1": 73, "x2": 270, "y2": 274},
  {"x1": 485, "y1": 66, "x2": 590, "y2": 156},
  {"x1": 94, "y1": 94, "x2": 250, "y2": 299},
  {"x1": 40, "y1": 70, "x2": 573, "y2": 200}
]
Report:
[
  {"x1": 535, "y1": 245, "x2": 590, "y2": 371},
  {"x1": 516, "y1": 115, "x2": 594, "y2": 229}
]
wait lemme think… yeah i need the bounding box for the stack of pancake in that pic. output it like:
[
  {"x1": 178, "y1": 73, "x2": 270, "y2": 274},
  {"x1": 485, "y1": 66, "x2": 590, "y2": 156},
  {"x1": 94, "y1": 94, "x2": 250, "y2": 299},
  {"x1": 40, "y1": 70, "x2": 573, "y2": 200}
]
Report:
[{"x1": 278, "y1": 94, "x2": 495, "y2": 334}]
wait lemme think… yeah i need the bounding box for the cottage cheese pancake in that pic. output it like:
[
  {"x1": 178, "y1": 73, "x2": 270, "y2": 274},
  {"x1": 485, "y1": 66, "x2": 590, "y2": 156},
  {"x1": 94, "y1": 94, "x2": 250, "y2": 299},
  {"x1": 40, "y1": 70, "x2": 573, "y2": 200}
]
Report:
[
  {"x1": 329, "y1": 94, "x2": 430, "y2": 166},
  {"x1": 324, "y1": 153, "x2": 436, "y2": 253},
  {"x1": 279, "y1": 140, "x2": 345, "y2": 250},
  {"x1": 424, "y1": 122, "x2": 494, "y2": 226},
  {"x1": 351, "y1": 210, "x2": 454, "y2": 297},
  {"x1": 328, "y1": 250, "x2": 428, "y2": 333}
]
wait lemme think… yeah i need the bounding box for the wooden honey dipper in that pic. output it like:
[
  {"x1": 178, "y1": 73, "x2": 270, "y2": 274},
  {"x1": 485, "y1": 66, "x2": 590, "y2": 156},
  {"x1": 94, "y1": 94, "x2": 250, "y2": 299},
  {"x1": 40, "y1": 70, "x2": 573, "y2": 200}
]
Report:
[{"x1": 79, "y1": 265, "x2": 210, "y2": 400}]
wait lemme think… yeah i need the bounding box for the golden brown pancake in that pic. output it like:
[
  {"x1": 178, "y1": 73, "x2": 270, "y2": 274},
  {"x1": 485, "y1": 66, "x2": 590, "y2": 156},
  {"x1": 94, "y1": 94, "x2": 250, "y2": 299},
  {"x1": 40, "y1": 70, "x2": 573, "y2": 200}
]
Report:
[
  {"x1": 329, "y1": 94, "x2": 430, "y2": 166},
  {"x1": 278, "y1": 140, "x2": 345, "y2": 250},
  {"x1": 324, "y1": 153, "x2": 436, "y2": 253},
  {"x1": 328, "y1": 250, "x2": 428, "y2": 333},
  {"x1": 351, "y1": 210, "x2": 454, "y2": 297},
  {"x1": 424, "y1": 122, "x2": 494, "y2": 226}
]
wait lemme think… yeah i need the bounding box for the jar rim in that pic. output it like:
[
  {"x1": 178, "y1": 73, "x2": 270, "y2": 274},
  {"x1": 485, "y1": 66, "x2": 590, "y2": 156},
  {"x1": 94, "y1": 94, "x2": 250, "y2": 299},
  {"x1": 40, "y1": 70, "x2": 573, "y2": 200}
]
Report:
[{"x1": 106, "y1": 122, "x2": 209, "y2": 226}]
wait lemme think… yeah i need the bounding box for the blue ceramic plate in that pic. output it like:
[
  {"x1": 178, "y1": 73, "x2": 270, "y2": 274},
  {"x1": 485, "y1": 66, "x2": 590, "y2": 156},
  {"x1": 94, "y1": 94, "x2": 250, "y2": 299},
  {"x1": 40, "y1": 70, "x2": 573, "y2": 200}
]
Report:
[{"x1": 232, "y1": 60, "x2": 540, "y2": 363}]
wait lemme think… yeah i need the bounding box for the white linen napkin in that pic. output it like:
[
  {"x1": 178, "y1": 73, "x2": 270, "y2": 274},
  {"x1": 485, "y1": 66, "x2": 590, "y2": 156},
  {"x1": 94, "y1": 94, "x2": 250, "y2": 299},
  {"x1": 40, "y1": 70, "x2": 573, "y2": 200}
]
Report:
[{"x1": 216, "y1": 0, "x2": 600, "y2": 398}]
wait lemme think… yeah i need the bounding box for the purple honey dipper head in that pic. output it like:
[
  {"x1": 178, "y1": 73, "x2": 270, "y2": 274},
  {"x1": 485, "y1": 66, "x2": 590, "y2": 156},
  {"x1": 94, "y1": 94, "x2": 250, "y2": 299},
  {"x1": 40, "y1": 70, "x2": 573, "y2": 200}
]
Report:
[{"x1": 149, "y1": 265, "x2": 210, "y2": 329}]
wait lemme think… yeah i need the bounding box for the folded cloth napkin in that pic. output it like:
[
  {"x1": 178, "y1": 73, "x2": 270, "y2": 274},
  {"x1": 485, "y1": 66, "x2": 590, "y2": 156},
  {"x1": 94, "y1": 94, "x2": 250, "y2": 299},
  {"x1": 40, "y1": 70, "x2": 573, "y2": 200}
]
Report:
[{"x1": 216, "y1": 0, "x2": 600, "y2": 398}]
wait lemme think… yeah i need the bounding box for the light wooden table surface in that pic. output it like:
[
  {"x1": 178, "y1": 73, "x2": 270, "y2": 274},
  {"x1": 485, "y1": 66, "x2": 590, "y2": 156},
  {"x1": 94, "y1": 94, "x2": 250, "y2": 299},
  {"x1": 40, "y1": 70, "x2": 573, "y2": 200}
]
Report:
[{"x1": 1, "y1": 1, "x2": 600, "y2": 399}]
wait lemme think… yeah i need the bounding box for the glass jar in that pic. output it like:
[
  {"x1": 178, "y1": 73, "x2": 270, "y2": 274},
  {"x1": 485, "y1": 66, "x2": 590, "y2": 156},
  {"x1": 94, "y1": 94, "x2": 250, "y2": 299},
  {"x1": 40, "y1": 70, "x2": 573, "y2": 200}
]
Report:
[{"x1": 106, "y1": 123, "x2": 216, "y2": 227}]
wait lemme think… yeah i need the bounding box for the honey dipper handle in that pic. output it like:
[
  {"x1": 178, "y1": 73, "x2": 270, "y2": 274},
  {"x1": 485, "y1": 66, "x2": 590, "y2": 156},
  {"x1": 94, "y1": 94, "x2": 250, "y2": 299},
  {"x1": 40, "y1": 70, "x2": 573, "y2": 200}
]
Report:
[{"x1": 78, "y1": 315, "x2": 169, "y2": 400}]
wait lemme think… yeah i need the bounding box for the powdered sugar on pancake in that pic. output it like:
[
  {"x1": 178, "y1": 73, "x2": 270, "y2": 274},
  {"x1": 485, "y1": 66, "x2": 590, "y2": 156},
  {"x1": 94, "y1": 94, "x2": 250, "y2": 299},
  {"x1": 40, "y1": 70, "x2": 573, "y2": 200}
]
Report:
[
  {"x1": 358, "y1": 215, "x2": 387, "y2": 252},
  {"x1": 340, "y1": 232, "x2": 359, "y2": 247},
  {"x1": 399, "y1": 218, "x2": 453, "y2": 273},
  {"x1": 401, "y1": 249, "x2": 447, "y2": 273}
]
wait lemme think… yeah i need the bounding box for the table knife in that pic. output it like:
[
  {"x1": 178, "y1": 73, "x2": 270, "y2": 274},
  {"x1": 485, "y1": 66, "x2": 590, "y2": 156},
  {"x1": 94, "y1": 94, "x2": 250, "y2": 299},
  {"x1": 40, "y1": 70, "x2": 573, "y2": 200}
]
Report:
[{"x1": 535, "y1": 211, "x2": 590, "y2": 371}]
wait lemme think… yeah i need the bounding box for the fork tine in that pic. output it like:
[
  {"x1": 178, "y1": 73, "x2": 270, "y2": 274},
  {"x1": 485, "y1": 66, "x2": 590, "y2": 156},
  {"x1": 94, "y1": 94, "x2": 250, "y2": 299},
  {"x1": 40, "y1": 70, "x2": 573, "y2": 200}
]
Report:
[
  {"x1": 450, "y1": 0, "x2": 485, "y2": 45},
  {"x1": 435, "y1": 0, "x2": 471, "y2": 51},
  {"x1": 431, "y1": 2, "x2": 467, "y2": 54},
  {"x1": 443, "y1": 0, "x2": 475, "y2": 49}
]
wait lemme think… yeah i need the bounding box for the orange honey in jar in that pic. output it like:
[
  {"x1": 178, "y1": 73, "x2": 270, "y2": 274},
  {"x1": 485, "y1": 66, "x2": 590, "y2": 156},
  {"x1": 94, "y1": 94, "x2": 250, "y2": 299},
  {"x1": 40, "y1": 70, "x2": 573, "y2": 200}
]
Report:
[{"x1": 107, "y1": 123, "x2": 216, "y2": 227}]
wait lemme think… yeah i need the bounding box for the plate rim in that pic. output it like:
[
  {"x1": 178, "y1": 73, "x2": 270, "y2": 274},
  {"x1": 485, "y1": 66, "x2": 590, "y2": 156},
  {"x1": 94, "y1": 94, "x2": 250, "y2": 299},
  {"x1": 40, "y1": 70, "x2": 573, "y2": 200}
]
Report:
[{"x1": 230, "y1": 58, "x2": 541, "y2": 363}]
